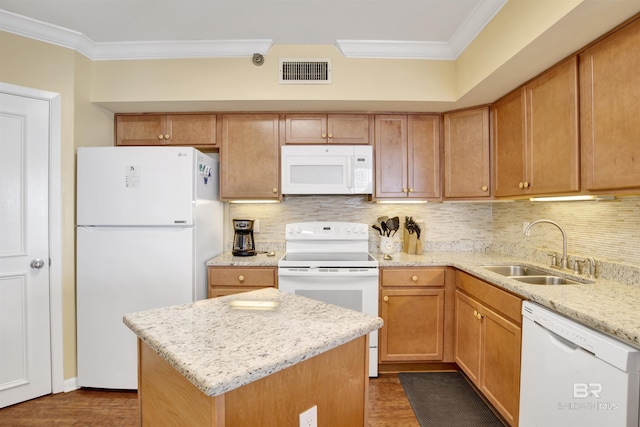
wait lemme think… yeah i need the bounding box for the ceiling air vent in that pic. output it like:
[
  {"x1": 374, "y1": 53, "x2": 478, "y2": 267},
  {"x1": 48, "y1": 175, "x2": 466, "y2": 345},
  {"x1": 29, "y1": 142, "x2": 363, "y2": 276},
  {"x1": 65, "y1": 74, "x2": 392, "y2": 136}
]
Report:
[{"x1": 279, "y1": 58, "x2": 332, "y2": 84}]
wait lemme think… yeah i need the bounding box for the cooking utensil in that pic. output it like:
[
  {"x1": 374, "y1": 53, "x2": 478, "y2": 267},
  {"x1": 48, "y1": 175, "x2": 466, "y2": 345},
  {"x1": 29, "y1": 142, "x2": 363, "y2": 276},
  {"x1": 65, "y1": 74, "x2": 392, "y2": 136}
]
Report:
[
  {"x1": 372, "y1": 225, "x2": 383, "y2": 235},
  {"x1": 391, "y1": 216, "x2": 400, "y2": 236},
  {"x1": 381, "y1": 221, "x2": 388, "y2": 236}
]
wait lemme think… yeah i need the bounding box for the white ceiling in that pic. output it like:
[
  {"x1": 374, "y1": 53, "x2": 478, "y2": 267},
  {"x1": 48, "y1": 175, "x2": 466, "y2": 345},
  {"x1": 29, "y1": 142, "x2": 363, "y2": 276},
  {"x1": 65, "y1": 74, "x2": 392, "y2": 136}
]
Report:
[{"x1": 0, "y1": 0, "x2": 507, "y2": 59}]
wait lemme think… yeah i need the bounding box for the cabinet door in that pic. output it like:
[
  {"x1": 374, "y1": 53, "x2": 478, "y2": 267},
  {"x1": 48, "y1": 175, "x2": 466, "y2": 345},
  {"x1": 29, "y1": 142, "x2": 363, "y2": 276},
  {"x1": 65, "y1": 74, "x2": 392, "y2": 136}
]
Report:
[
  {"x1": 454, "y1": 290, "x2": 482, "y2": 385},
  {"x1": 580, "y1": 20, "x2": 640, "y2": 191},
  {"x1": 480, "y1": 305, "x2": 522, "y2": 427},
  {"x1": 408, "y1": 115, "x2": 441, "y2": 198},
  {"x1": 525, "y1": 57, "x2": 580, "y2": 195},
  {"x1": 493, "y1": 89, "x2": 526, "y2": 197},
  {"x1": 327, "y1": 114, "x2": 370, "y2": 144},
  {"x1": 374, "y1": 115, "x2": 408, "y2": 198},
  {"x1": 443, "y1": 107, "x2": 491, "y2": 198},
  {"x1": 284, "y1": 114, "x2": 327, "y2": 144},
  {"x1": 166, "y1": 114, "x2": 216, "y2": 148},
  {"x1": 380, "y1": 288, "x2": 445, "y2": 362},
  {"x1": 115, "y1": 115, "x2": 166, "y2": 146},
  {"x1": 220, "y1": 114, "x2": 280, "y2": 200}
]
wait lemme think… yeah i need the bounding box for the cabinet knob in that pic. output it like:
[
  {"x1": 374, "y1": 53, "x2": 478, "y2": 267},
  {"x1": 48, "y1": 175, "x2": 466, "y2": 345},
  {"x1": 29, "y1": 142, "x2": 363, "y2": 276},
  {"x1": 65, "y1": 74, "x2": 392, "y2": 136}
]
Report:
[
  {"x1": 411, "y1": 275, "x2": 418, "y2": 282},
  {"x1": 481, "y1": 185, "x2": 488, "y2": 192},
  {"x1": 523, "y1": 181, "x2": 530, "y2": 188},
  {"x1": 518, "y1": 182, "x2": 524, "y2": 189},
  {"x1": 408, "y1": 188, "x2": 414, "y2": 193},
  {"x1": 164, "y1": 134, "x2": 170, "y2": 140},
  {"x1": 238, "y1": 275, "x2": 245, "y2": 282},
  {"x1": 272, "y1": 187, "x2": 278, "y2": 193},
  {"x1": 383, "y1": 296, "x2": 389, "y2": 302},
  {"x1": 322, "y1": 133, "x2": 327, "y2": 138},
  {"x1": 158, "y1": 134, "x2": 164, "y2": 140},
  {"x1": 328, "y1": 133, "x2": 333, "y2": 139},
  {"x1": 402, "y1": 188, "x2": 408, "y2": 193}
]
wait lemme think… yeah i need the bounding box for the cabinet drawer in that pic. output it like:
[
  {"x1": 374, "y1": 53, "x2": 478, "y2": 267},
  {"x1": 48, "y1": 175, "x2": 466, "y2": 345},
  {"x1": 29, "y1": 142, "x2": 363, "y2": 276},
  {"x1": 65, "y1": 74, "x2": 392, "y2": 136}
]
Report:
[
  {"x1": 208, "y1": 267, "x2": 276, "y2": 287},
  {"x1": 381, "y1": 267, "x2": 445, "y2": 287},
  {"x1": 455, "y1": 271, "x2": 522, "y2": 324}
]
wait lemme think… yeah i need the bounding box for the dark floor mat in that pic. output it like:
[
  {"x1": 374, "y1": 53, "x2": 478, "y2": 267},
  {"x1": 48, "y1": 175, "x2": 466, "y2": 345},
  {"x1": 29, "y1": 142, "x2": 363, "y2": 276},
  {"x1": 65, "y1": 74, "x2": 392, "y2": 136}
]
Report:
[{"x1": 398, "y1": 372, "x2": 505, "y2": 427}]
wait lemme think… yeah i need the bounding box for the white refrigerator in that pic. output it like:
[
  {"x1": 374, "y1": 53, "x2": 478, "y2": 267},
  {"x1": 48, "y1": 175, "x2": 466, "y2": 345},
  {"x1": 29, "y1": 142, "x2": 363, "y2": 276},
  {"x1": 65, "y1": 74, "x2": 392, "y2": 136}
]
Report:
[{"x1": 76, "y1": 146, "x2": 223, "y2": 389}]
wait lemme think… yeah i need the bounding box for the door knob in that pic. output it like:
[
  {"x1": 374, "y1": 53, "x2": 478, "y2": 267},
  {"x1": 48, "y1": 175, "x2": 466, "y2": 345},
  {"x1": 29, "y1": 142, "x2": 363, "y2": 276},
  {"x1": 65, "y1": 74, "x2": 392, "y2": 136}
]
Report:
[{"x1": 30, "y1": 258, "x2": 45, "y2": 269}]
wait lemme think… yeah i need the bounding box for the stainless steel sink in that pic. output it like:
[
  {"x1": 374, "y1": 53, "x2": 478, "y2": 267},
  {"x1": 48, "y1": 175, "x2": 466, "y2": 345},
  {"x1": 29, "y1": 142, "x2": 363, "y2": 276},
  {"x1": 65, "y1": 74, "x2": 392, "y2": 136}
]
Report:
[
  {"x1": 512, "y1": 276, "x2": 581, "y2": 285},
  {"x1": 482, "y1": 265, "x2": 547, "y2": 277},
  {"x1": 481, "y1": 265, "x2": 583, "y2": 285}
]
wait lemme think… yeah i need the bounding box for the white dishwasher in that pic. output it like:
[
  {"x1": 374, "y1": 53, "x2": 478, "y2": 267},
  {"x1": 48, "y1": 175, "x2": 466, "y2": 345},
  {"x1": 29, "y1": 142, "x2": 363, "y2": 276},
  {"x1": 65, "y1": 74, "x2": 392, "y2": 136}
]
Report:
[{"x1": 519, "y1": 301, "x2": 640, "y2": 427}]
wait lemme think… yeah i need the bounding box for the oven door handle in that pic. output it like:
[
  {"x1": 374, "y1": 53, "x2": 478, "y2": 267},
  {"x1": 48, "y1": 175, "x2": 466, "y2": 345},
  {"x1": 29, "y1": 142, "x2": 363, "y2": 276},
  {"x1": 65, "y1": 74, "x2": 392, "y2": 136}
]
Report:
[{"x1": 278, "y1": 267, "x2": 378, "y2": 277}]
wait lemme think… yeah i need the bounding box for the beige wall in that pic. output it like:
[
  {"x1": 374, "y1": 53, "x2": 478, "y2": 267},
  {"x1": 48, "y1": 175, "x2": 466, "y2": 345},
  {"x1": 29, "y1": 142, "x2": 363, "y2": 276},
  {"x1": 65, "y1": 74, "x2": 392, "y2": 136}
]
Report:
[
  {"x1": 0, "y1": 31, "x2": 113, "y2": 379},
  {"x1": 90, "y1": 45, "x2": 457, "y2": 113}
]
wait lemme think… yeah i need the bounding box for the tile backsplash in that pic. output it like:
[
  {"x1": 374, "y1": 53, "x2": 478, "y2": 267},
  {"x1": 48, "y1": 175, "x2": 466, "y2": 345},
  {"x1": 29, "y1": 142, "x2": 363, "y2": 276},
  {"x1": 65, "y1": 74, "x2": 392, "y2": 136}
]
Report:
[
  {"x1": 226, "y1": 195, "x2": 640, "y2": 284},
  {"x1": 227, "y1": 195, "x2": 492, "y2": 253}
]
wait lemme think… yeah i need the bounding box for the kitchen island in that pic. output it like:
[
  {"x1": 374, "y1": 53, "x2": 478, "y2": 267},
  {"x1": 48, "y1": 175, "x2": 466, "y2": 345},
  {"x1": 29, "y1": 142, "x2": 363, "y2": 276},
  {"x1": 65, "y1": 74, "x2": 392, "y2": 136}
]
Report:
[{"x1": 123, "y1": 287, "x2": 383, "y2": 427}]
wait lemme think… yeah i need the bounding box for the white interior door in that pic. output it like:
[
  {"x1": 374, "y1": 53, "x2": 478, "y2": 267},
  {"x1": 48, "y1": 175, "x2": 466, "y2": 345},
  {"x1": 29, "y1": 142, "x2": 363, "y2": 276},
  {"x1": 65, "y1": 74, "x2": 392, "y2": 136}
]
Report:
[{"x1": 0, "y1": 92, "x2": 52, "y2": 408}]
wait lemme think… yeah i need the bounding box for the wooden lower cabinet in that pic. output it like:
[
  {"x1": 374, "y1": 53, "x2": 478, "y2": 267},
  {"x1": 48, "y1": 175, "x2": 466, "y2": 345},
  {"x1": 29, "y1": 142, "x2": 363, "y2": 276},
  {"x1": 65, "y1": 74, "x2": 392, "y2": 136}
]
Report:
[
  {"x1": 379, "y1": 267, "x2": 455, "y2": 368},
  {"x1": 454, "y1": 271, "x2": 523, "y2": 427},
  {"x1": 208, "y1": 266, "x2": 276, "y2": 298}
]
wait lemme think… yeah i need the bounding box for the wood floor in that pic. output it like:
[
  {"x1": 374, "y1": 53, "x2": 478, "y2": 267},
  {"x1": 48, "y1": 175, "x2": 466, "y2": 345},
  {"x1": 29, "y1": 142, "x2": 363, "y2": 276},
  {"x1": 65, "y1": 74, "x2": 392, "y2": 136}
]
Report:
[{"x1": 0, "y1": 374, "x2": 418, "y2": 427}]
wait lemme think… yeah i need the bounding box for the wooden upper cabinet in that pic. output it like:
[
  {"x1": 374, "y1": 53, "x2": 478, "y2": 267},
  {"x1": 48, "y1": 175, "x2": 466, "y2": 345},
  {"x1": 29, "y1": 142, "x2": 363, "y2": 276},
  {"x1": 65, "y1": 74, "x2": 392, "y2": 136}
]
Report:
[
  {"x1": 580, "y1": 18, "x2": 640, "y2": 192},
  {"x1": 526, "y1": 57, "x2": 580, "y2": 196},
  {"x1": 220, "y1": 114, "x2": 280, "y2": 200},
  {"x1": 492, "y1": 88, "x2": 526, "y2": 198},
  {"x1": 443, "y1": 107, "x2": 491, "y2": 199},
  {"x1": 115, "y1": 114, "x2": 216, "y2": 149},
  {"x1": 493, "y1": 57, "x2": 580, "y2": 198},
  {"x1": 284, "y1": 114, "x2": 370, "y2": 144},
  {"x1": 374, "y1": 114, "x2": 440, "y2": 200},
  {"x1": 408, "y1": 115, "x2": 441, "y2": 199},
  {"x1": 165, "y1": 114, "x2": 217, "y2": 147}
]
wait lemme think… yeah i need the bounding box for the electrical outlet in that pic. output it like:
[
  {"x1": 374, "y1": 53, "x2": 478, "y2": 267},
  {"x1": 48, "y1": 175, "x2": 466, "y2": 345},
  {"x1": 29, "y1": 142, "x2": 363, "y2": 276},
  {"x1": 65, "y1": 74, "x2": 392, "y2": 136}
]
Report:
[
  {"x1": 299, "y1": 405, "x2": 317, "y2": 427},
  {"x1": 523, "y1": 221, "x2": 530, "y2": 234}
]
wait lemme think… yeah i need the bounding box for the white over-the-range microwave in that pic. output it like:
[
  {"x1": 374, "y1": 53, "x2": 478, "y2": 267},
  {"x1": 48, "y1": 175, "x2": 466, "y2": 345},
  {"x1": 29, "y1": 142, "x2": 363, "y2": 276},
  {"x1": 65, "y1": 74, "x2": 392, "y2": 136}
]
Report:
[{"x1": 281, "y1": 145, "x2": 373, "y2": 195}]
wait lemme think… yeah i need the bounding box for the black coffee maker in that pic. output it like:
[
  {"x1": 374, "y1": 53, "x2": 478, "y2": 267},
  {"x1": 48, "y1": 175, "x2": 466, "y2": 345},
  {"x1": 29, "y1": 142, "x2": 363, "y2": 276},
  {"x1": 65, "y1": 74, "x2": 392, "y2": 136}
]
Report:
[{"x1": 232, "y1": 219, "x2": 256, "y2": 256}]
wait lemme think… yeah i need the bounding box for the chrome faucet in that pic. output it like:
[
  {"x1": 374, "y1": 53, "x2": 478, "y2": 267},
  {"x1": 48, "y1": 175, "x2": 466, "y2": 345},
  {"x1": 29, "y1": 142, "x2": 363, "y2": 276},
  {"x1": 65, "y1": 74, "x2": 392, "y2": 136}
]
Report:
[{"x1": 524, "y1": 219, "x2": 568, "y2": 270}]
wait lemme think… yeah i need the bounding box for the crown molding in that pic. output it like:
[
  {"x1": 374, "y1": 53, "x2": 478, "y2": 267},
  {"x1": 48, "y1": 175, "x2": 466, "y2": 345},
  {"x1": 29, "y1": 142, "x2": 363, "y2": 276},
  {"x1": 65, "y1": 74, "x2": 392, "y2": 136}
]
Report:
[
  {"x1": 0, "y1": 9, "x2": 272, "y2": 60},
  {"x1": 337, "y1": 0, "x2": 506, "y2": 59},
  {"x1": 1, "y1": 0, "x2": 506, "y2": 60},
  {"x1": 90, "y1": 40, "x2": 274, "y2": 61},
  {"x1": 335, "y1": 40, "x2": 454, "y2": 60}
]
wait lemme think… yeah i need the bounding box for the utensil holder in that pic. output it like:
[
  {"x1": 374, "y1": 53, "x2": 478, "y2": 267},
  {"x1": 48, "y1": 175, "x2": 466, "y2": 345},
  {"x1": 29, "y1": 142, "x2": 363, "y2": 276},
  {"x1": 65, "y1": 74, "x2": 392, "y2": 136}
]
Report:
[
  {"x1": 380, "y1": 236, "x2": 394, "y2": 255},
  {"x1": 403, "y1": 229, "x2": 423, "y2": 254}
]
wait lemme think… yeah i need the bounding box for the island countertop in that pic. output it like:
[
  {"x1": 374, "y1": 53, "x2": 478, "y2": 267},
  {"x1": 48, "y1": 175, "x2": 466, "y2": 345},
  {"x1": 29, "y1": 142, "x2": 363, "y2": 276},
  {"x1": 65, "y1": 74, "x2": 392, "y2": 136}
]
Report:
[{"x1": 123, "y1": 287, "x2": 383, "y2": 397}]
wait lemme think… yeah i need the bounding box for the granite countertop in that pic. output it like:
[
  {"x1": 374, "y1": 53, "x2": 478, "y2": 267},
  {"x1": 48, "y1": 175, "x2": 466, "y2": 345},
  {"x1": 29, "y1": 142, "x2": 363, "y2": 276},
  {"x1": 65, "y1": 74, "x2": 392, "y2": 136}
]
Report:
[
  {"x1": 207, "y1": 251, "x2": 640, "y2": 349},
  {"x1": 207, "y1": 251, "x2": 284, "y2": 266},
  {"x1": 123, "y1": 287, "x2": 383, "y2": 397}
]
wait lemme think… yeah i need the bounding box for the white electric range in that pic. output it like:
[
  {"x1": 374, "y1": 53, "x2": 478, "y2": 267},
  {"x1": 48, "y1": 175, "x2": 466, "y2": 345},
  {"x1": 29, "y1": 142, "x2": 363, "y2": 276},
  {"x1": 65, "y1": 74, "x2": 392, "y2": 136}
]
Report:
[{"x1": 277, "y1": 221, "x2": 380, "y2": 376}]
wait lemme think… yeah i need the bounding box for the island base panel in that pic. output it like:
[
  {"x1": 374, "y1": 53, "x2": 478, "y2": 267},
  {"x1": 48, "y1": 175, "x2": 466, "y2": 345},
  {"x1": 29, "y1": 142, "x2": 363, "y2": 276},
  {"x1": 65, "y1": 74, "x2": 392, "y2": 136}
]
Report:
[{"x1": 138, "y1": 336, "x2": 369, "y2": 426}]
